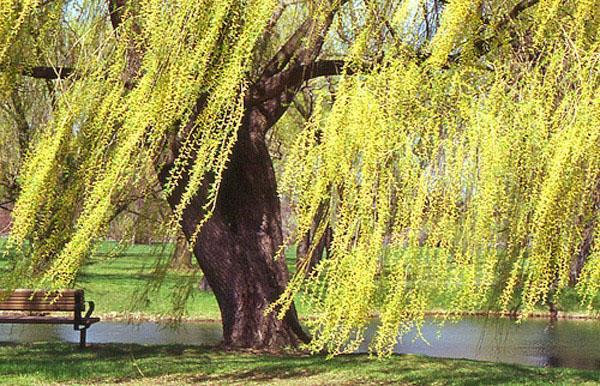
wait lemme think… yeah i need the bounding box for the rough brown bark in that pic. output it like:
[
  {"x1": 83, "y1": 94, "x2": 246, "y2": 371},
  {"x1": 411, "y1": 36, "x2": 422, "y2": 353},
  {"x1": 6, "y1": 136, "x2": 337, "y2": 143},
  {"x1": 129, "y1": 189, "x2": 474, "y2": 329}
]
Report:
[
  {"x1": 159, "y1": 107, "x2": 309, "y2": 348},
  {"x1": 0, "y1": 203, "x2": 12, "y2": 235}
]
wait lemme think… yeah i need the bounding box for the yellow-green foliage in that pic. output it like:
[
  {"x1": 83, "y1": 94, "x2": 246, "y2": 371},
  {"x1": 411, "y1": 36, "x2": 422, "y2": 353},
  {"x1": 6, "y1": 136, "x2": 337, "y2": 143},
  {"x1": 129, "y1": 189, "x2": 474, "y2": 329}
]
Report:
[
  {"x1": 4, "y1": 0, "x2": 277, "y2": 288},
  {"x1": 0, "y1": 0, "x2": 39, "y2": 65},
  {"x1": 427, "y1": 0, "x2": 482, "y2": 66},
  {"x1": 2, "y1": 0, "x2": 599, "y2": 356},
  {"x1": 276, "y1": 1, "x2": 600, "y2": 355}
]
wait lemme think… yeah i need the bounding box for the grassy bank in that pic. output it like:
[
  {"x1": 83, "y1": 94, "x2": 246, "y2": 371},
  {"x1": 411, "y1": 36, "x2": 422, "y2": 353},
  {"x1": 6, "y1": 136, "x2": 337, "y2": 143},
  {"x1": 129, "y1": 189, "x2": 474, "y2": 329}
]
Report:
[{"x1": 0, "y1": 342, "x2": 598, "y2": 385}]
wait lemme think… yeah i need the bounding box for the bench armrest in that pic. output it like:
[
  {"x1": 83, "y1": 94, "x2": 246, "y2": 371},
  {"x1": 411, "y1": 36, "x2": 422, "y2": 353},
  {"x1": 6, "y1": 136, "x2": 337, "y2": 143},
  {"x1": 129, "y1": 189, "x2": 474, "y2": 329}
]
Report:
[
  {"x1": 74, "y1": 301, "x2": 96, "y2": 330},
  {"x1": 84, "y1": 301, "x2": 95, "y2": 320}
]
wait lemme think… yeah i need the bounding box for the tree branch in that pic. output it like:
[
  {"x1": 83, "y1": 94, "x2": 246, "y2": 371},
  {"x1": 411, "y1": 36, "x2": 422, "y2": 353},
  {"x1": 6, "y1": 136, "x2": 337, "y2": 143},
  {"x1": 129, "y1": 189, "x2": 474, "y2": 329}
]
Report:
[
  {"x1": 257, "y1": 1, "x2": 292, "y2": 50},
  {"x1": 473, "y1": 0, "x2": 540, "y2": 56},
  {"x1": 107, "y1": 0, "x2": 127, "y2": 31},
  {"x1": 249, "y1": 59, "x2": 345, "y2": 105},
  {"x1": 248, "y1": 2, "x2": 349, "y2": 136},
  {"x1": 421, "y1": 0, "x2": 541, "y2": 65},
  {"x1": 497, "y1": 0, "x2": 540, "y2": 31},
  {"x1": 259, "y1": 18, "x2": 313, "y2": 80},
  {"x1": 258, "y1": 0, "x2": 349, "y2": 81},
  {"x1": 105, "y1": 0, "x2": 143, "y2": 84},
  {"x1": 21, "y1": 66, "x2": 74, "y2": 80}
]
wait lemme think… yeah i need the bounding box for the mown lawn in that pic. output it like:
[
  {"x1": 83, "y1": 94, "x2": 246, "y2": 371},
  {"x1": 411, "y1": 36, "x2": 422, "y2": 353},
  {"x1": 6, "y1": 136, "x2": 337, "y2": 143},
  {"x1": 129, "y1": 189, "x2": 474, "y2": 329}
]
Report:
[
  {"x1": 77, "y1": 242, "x2": 221, "y2": 320},
  {"x1": 0, "y1": 342, "x2": 598, "y2": 385},
  {"x1": 75, "y1": 241, "x2": 308, "y2": 320}
]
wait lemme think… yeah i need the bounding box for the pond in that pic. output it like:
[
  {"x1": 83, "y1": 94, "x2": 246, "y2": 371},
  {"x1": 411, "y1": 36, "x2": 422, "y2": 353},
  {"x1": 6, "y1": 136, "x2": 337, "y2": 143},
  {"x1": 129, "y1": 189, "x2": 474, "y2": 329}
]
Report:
[{"x1": 1, "y1": 317, "x2": 599, "y2": 370}]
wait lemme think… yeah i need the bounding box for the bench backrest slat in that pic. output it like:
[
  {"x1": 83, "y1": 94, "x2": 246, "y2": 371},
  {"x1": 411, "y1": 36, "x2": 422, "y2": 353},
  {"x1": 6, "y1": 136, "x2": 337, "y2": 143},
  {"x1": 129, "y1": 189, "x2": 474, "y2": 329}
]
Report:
[{"x1": 0, "y1": 290, "x2": 83, "y2": 312}]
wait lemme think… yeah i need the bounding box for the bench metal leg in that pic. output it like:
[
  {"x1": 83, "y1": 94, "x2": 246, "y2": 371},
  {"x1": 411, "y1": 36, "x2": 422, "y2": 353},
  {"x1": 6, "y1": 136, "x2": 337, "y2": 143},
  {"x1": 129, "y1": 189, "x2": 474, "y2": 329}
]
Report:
[{"x1": 79, "y1": 328, "x2": 86, "y2": 349}]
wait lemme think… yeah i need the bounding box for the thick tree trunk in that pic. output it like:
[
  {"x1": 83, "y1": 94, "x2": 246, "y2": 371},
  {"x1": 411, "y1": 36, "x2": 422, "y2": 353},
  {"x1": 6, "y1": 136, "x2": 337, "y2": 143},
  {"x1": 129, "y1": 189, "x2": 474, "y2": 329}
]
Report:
[
  {"x1": 159, "y1": 110, "x2": 309, "y2": 348},
  {"x1": 151, "y1": 0, "x2": 346, "y2": 349}
]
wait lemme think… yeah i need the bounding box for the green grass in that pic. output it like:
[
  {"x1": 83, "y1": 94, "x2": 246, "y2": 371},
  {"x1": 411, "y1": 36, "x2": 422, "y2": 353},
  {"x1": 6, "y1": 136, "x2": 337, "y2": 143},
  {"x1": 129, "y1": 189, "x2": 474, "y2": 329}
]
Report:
[
  {"x1": 0, "y1": 342, "x2": 598, "y2": 385},
  {"x1": 77, "y1": 243, "x2": 221, "y2": 320},
  {"x1": 75, "y1": 241, "x2": 309, "y2": 320}
]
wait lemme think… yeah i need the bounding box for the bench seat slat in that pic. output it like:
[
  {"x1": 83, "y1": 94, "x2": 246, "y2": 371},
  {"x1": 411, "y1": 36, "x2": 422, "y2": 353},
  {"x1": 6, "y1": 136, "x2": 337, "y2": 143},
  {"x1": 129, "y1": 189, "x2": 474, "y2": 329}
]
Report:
[
  {"x1": 0, "y1": 303, "x2": 76, "y2": 306},
  {"x1": 1, "y1": 290, "x2": 81, "y2": 297},
  {"x1": 3, "y1": 291, "x2": 77, "y2": 295},
  {"x1": 0, "y1": 301, "x2": 79, "y2": 312},
  {"x1": 0, "y1": 315, "x2": 100, "y2": 324},
  {"x1": 0, "y1": 305, "x2": 77, "y2": 311},
  {"x1": 1, "y1": 297, "x2": 77, "y2": 303},
  {"x1": 0, "y1": 300, "x2": 76, "y2": 304},
  {"x1": 0, "y1": 304, "x2": 77, "y2": 308},
  {"x1": 0, "y1": 299, "x2": 77, "y2": 303},
  {"x1": 2, "y1": 296, "x2": 79, "y2": 298},
  {"x1": 0, "y1": 290, "x2": 82, "y2": 312},
  {"x1": 1, "y1": 295, "x2": 78, "y2": 300}
]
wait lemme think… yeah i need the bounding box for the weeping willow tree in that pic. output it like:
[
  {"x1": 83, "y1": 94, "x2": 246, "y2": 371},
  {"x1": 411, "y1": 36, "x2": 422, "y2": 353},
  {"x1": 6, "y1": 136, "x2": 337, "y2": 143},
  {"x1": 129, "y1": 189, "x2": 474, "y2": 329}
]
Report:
[{"x1": 1, "y1": 0, "x2": 598, "y2": 351}]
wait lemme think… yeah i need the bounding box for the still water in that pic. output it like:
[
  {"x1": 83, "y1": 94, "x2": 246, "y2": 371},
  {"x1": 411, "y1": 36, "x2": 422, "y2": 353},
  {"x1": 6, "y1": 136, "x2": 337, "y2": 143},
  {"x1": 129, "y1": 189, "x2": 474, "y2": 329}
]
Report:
[{"x1": 0, "y1": 317, "x2": 598, "y2": 370}]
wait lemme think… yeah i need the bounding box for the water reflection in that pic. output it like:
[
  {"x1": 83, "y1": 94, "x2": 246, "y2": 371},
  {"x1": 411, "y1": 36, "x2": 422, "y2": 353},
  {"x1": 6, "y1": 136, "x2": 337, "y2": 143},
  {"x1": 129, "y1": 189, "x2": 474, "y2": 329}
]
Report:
[
  {"x1": 0, "y1": 317, "x2": 598, "y2": 370},
  {"x1": 358, "y1": 317, "x2": 600, "y2": 370},
  {"x1": 0, "y1": 321, "x2": 223, "y2": 346}
]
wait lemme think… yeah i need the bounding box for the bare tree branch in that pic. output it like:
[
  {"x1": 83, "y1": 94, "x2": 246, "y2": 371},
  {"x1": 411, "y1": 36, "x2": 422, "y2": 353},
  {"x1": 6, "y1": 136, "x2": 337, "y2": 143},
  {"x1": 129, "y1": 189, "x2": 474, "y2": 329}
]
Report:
[
  {"x1": 473, "y1": 0, "x2": 541, "y2": 57},
  {"x1": 107, "y1": 0, "x2": 127, "y2": 31},
  {"x1": 259, "y1": 19, "x2": 313, "y2": 80},
  {"x1": 258, "y1": 0, "x2": 349, "y2": 81},
  {"x1": 249, "y1": 59, "x2": 345, "y2": 105},
  {"x1": 21, "y1": 66, "x2": 74, "y2": 80}
]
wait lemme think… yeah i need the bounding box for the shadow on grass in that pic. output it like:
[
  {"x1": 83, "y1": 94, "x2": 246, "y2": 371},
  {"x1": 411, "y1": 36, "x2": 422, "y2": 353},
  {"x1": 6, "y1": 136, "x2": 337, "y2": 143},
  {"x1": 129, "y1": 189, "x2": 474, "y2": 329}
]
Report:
[{"x1": 0, "y1": 343, "x2": 599, "y2": 385}]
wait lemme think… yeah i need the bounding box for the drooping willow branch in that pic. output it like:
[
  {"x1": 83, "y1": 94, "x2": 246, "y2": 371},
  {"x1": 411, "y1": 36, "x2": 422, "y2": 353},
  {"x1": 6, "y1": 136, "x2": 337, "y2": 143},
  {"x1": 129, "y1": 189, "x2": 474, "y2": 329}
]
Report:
[{"x1": 21, "y1": 66, "x2": 74, "y2": 80}]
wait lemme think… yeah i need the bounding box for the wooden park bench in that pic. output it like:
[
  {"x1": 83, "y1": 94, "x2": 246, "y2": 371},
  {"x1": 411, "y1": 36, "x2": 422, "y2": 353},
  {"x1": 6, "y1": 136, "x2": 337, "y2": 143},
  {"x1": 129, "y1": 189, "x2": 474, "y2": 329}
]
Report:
[{"x1": 0, "y1": 289, "x2": 99, "y2": 348}]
